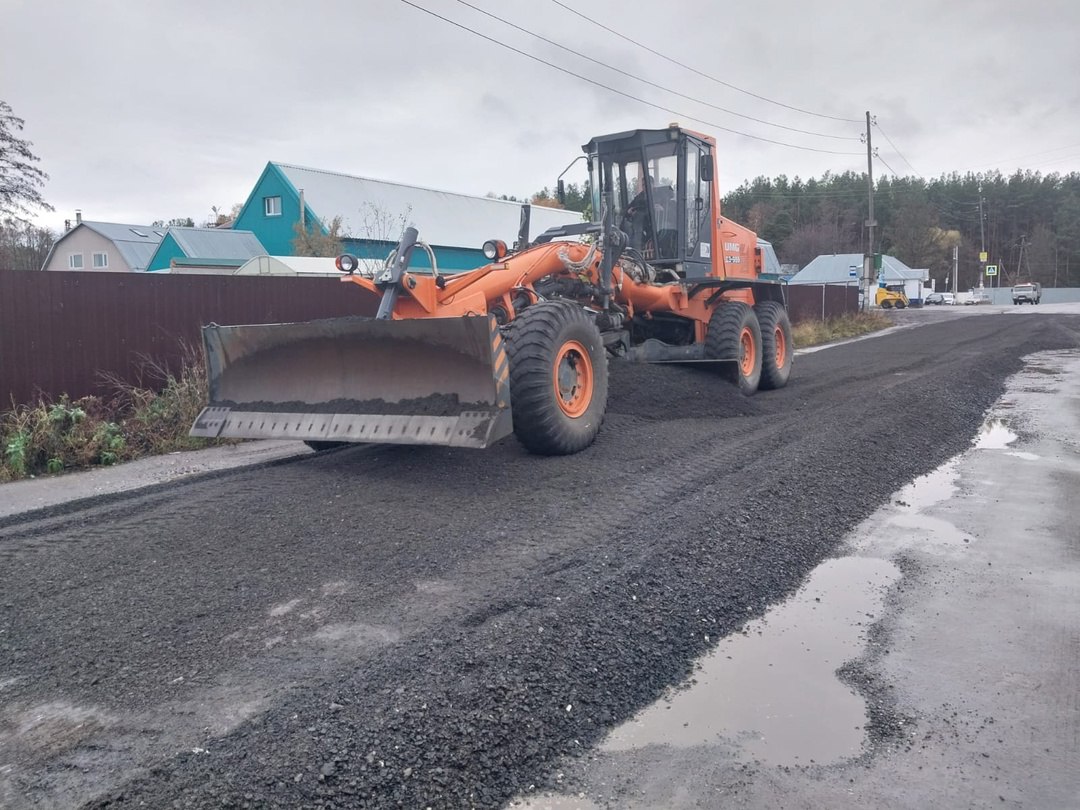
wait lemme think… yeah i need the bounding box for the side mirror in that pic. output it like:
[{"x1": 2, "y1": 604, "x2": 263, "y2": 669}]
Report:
[
  {"x1": 700, "y1": 154, "x2": 714, "y2": 182},
  {"x1": 557, "y1": 179, "x2": 566, "y2": 204}
]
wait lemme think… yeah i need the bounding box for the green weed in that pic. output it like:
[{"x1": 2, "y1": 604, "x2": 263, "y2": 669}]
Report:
[{"x1": 0, "y1": 342, "x2": 226, "y2": 481}]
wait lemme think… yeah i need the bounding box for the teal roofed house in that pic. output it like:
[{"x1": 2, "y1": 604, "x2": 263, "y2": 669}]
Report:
[
  {"x1": 146, "y1": 226, "x2": 266, "y2": 273},
  {"x1": 232, "y1": 162, "x2": 584, "y2": 272}
]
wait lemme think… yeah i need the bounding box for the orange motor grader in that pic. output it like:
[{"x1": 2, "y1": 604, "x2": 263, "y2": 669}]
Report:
[{"x1": 190, "y1": 126, "x2": 792, "y2": 456}]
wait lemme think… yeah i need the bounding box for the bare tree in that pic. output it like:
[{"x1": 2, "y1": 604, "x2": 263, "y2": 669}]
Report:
[
  {"x1": 0, "y1": 217, "x2": 55, "y2": 270},
  {"x1": 0, "y1": 101, "x2": 53, "y2": 221},
  {"x1": 204, "y1": 202, "x2": 243, "y2": 228},
  {"x1": 356, "y1": 202, "x2": 413, "y2": 243}
]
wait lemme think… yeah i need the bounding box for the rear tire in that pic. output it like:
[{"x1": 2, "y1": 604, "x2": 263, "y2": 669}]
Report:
[
  {"x1": 505, "y1": 301, "x2": 607, "y2": 455},
  {"x1": 706, "y1": 301, "x2": 762, "y2": 395},
  {"x1": 755, "y1": 301, "x2": 793, "y2": 390}
]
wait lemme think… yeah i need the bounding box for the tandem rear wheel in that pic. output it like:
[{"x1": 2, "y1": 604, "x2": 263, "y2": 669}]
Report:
[{"x1": 706, "y1": 301, "x2": 763, "y2": 395}]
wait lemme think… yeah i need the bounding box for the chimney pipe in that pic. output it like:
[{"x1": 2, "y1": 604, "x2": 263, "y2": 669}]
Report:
[
  {"x1": 75, "y1": 210, "x2": 82, "y2": 225},
  {"x1": 298, "y1": 189, "x2": 306, "y2": 230}
]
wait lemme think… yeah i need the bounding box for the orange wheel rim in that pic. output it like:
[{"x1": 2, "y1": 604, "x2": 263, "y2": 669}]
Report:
[
  {"x1": 773, "y1": 325, "x2": 786, "y2": 367},
  {"x1": 553, "y1": 340, "x2": 594, "y2": 418},
  {"x1": 739, "y1": 327, "x2": 756, "y2": 377}
]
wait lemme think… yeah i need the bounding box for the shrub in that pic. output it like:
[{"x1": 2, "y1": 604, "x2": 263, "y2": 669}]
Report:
[
  {"x1": 792, "y1": 312, "x2": 891, "y2": 348},
  {"x1": 0, "y1": 343, "x2": 225, "y2": 481}
]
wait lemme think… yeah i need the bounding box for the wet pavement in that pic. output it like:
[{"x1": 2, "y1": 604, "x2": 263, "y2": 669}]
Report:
[
  {"x1": 3, "y1": 308, "x2": 1078, "y2": 809},
  {"x1": 511, "y1": 347, "x2": 1080, "y2": 809}
]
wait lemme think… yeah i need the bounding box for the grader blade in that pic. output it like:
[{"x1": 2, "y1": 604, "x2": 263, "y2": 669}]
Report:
[{"x1": 189, "y1": 315, "x2": 513, "y2": 449}]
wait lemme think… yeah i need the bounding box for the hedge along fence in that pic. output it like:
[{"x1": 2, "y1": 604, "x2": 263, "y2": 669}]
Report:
[{"x1": 0, "y1": 269, "x2": 377, "y2": 408}]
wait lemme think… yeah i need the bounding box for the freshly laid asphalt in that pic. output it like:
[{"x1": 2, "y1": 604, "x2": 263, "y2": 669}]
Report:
[{"x1": 1, "y1": 307, "x2": 1078, "y2": 809}]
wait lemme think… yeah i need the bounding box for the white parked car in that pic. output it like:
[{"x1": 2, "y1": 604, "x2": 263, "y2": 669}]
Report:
[{"x1": 925, "y1": 292, "x2": 956, "y2": 305}]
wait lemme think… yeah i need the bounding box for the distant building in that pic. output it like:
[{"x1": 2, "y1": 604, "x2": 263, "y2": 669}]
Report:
[
  {"x1": 788, "y1": 253, "x2": 930, "y2": 304},
  {"x1": 41, "y1": 219, "x2": 164, "y2": 273},
  {"x1": 145, "y1": 226, "x2": 265, "y2": 273},
  {"x1": 232, "y1": 162, "x2": 584, "y2": 271}
]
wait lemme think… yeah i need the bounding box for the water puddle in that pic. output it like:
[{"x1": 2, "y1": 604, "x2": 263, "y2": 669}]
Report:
[
  {"x1": 973, "y1": 418, "x2": 1017, "y2": 450},
  {"x1": 971, "y1": 418, "x2": 1042, "y2": 461},
  {"x1": 601, "y1": 556, "x2": 900, "y2": 765},
  {"x1": 894, "y1": 458, "x2": 959, "y2": 512}
]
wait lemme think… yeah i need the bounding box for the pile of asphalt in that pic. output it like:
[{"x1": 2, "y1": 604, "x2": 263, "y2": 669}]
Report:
[{"x1": 10, "y1": 317, "x2": 1072, "y2": 809}]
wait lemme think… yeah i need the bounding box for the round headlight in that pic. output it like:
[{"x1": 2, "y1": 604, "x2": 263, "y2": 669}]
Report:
[
  {"x1": 336, "y1": 253, "x2": 359, "y2": 274},
  {"x1": 482, "y1": 239, "x2": 507, "y2": 261}
]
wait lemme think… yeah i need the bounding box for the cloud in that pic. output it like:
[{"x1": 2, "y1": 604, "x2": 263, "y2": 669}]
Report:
[{"x1": 2, "y1": 0, "x2": 1077, "y2": 232}]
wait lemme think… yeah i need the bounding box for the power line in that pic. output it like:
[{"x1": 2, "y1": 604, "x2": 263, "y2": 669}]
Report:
[
  {"x1": 454, "y1": 0, "x2": 857, "y2": 142},
  {"x1": 875, "y1": 154, "x2": 900, "y2": 176},
  {"x1": 874, "y1": 122, "x2": 922, "y2": 177},
  {"x1": 953, "y1": 142, "x2": 1080, "y2": 173},
  {"x1": 399, "y1": 1, "x2": 864, "y2": 156},
  {"x1": 548, "y1": 0, "x2": 862, "y2": 125},
  {"x1": 873, "y1": 119, "x2": 984, "y2": 211}
]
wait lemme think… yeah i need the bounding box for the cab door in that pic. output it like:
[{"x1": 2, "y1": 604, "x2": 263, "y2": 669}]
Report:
[{"x1": 681, "y1": 136, "x2": 714, "y2": 279}]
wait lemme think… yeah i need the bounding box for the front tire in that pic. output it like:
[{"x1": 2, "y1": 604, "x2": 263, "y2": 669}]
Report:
[
  {"x1": 505, "y1": 301, "x2": 608, "y2": 456},
  {"x1": 706, "y1": 301, "x2": 762, "y2": 395},
  {"x1": 755, "y1": 301, "x2": 793, "y2": 390}
]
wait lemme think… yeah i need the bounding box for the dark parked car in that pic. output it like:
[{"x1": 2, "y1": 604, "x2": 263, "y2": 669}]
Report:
[{"x1": 926, "y1": 292, "x2": 945, "y2": 305}]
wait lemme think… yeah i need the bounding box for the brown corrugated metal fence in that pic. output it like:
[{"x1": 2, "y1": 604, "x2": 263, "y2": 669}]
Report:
[
  {"x1": 786, "y1": 283, "x2": 859, "y2": 324},
  {"x1": 1, "y1": 271, "x2": 860, "y2": 408},
  {"x1": 1, "y1": 270, "x2": 377, "y2": 406}
]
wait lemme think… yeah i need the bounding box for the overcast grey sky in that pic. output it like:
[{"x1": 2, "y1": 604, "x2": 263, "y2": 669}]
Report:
[{"x1": 3, "y1": 0, "x2": 1079, "y2": 233}]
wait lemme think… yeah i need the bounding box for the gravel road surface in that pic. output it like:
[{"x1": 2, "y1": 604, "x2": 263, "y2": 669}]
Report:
[{"x1": 1, "y1": 310, "x2": 1078, "y2": 809}]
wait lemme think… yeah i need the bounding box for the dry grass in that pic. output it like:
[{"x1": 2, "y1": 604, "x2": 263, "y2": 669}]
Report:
[
  {"x1": 1, "y1": 343, "x2": 224, "y2": 481},
  {"x1": 792, "y1": 311, "x2": 893, "y2": 349}
]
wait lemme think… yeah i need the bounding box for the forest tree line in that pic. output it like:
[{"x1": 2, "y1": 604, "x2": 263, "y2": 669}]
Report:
[{"x1": 721, "y1": 169, "x2": 1080, "y2": 290}]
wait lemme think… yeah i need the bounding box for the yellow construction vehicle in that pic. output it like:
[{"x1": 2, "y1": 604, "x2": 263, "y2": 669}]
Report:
[
  {"x1": 875, "y1": 285, "x2": 909, "y2": 309},
  {"x1": 191, "y1": 126, "x2": 793, "y2": 455}
]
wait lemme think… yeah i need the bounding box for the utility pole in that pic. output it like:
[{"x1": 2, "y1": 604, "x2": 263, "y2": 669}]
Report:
[
  {"x1": 978, "y1": 190, "x2": 988, "y2": 287},
  {"x1": 952, "y1": 244, "x2": 959, "y2": 296},
  {"x1": 863, "y1": 111, "x2": 876, "y2": 312}
]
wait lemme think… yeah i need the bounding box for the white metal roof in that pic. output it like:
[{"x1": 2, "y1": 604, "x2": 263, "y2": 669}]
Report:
[
  {"x1": 232, "y1": 255, "x2": 382, "y2": 277},
  {"x1": 788, "y1": 253, "x2": 929, "y2": 284},
  {"x1": 274, "y1": 163, "x2": 583, "y2": 249}
]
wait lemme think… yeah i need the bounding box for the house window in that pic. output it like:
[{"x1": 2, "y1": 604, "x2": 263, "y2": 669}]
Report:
[
  {"x1": 264, "y1": 196, "x2": 282, "y2": 216},
  {"x1": 93, "y1": 252, "x2": 109, "y2": 269},
  {"x1": 69, "y1": 253, "x2": 84, "y2": 270}
]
